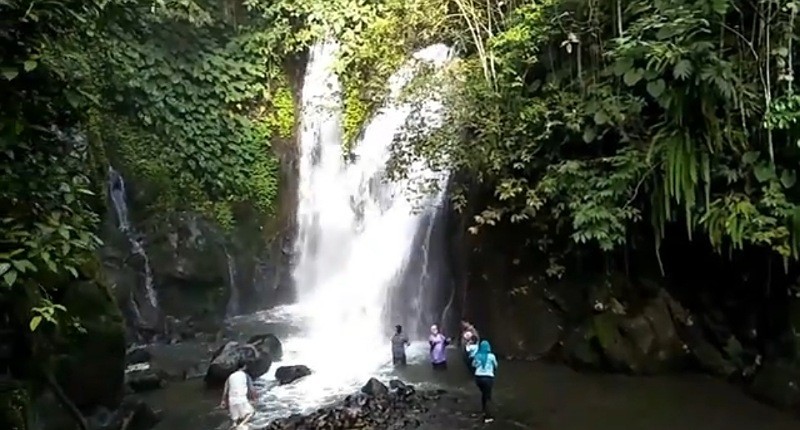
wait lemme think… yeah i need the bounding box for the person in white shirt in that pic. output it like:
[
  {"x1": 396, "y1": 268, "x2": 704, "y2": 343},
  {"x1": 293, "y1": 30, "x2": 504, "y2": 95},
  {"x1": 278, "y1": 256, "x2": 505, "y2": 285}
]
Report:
[{"x1": 220, "y1": 359, "x2": 256, "y2": 426}]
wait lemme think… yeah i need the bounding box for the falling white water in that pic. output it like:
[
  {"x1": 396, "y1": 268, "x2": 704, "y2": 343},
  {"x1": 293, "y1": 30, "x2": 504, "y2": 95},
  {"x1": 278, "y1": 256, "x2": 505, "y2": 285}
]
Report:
[
  {"x1": 225, "y1": 248, "x2": 239, "y2": 316},
  {"x1": 247, "y1": 40, "x2": 453, "y2": 417},
  {"x1": 107, "y1": 167, "x2": 159, "y2": 310}
]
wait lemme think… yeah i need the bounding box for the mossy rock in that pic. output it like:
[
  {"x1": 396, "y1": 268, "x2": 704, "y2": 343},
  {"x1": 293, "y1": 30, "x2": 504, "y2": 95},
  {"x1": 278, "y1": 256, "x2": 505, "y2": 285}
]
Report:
[
  {"x1": 55, "y1": 272, "x2": 125, "y2": 410},
  {"x1": 0, "y1": 380, "x2": 31, "y2": 430}
]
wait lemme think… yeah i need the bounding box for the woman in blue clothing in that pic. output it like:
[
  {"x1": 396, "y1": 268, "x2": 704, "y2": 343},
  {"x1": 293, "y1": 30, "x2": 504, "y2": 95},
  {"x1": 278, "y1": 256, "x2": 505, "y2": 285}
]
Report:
[{"x1": 471, "y1": 340, "x2": 498, "y2": 423}]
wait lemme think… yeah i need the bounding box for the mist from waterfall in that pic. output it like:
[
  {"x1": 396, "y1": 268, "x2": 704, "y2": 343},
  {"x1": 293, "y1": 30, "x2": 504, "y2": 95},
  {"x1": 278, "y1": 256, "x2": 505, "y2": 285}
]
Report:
[{"x1": 254, "y1": 40, "x2": 453, "y2": 411}]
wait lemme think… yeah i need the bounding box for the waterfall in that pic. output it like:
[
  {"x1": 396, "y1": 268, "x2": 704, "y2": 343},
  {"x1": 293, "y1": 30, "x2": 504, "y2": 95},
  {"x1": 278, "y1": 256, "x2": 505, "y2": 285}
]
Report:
[
  {"x1": 289, "y1": 40, "x2": 453, "y2": 385},
  {"x1": 225, "y1": 247, "x2": 240, "y2": 316},
  {"x1": 107, "y1": 167, "x2": 159, "y2": 320}
]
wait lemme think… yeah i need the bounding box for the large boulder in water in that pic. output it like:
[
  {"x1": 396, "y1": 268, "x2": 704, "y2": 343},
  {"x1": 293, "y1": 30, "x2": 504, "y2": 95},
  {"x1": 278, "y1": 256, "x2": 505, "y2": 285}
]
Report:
[
  {"x1": 247, "y1": 333, "x2": 283, "y2": 361},
  {"x1": 205, "y1": 334, "x2": 282, "y2": 387},
  {"x1": 275, "y1": 365, "x2": 311, "y2": 385}
]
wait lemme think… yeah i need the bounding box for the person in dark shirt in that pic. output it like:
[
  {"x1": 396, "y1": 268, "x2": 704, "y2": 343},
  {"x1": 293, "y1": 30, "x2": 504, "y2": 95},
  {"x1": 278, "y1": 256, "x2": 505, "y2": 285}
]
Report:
[{"x1": 391, "y1": 324, "x2": 410, "y2": 366}]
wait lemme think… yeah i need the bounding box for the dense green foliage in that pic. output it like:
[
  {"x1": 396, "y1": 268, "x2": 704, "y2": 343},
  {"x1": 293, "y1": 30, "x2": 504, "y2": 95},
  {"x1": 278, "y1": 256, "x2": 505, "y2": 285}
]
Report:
[
  {"x1": 0, "y1": 0, "x2": 314, "y2": 336},
  {"x1": 0, "y1": 0, "x2": 445, "y2": 335},
  {"x1": 392, "y1": 0, "x2": 800, "y2": 271}
]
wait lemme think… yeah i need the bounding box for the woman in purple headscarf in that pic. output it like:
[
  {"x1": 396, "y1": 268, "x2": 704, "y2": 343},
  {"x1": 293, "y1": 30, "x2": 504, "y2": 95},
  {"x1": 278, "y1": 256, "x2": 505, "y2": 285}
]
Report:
[{"x1": 428, "y1": 324, "x2": 450, "y2": 370}]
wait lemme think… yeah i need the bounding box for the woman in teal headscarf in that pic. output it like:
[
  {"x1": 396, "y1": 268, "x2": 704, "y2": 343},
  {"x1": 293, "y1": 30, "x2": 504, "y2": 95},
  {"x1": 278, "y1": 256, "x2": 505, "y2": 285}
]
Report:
[{"x1": 471, "y1": 340, "x2": 498, "y2": 423}]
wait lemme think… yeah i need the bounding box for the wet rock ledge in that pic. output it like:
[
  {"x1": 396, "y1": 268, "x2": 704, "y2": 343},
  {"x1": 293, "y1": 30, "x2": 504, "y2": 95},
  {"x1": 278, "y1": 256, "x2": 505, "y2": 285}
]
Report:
[{"x1": 262, "y1": 378, "x2": 499, "y2": 430}]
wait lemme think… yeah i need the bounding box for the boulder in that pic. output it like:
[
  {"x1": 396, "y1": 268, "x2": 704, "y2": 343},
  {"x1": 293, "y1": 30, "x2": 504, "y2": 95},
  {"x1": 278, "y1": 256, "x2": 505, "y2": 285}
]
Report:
[
  {"x1": 563, "y1": 325, "x2": 604, "y2": 369},
  {"x1": 205, "y1": 342, "x2": 244, "y2": 387},
  {"x1": 275, "y1": 365, "x2": 311, "y2": 385},
  {"x1": 360, "y1": 378, "x2": 388, "y2": 397},
  {"x1": 247, "y1": 333, "x2": 283, "y2": 361},
  {"x1": 589, "y1": 289, "x2": 691, "y2": 374},
  {"x1": 205, "y1": 334, "x2": 282, "y2": 387}
]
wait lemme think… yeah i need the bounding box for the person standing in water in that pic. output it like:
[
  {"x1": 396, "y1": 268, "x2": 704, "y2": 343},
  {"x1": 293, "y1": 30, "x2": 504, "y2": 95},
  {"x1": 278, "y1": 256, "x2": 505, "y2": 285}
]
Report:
[
  {"x1": 460, "y1": 320, "x2": 480, "y2": 345},
  {"x1": 391, "y1": 324, "x2": 410, "y2": 367},
  {"x1": 220, "y1": 359, "x2": 256, "y2": 427},
  {"x1": 463, "y1": 331, "x2": 479, "y2": 374},
  {"x1": 428, "y1": 324, "x2": 450, "y2": 370},
  {"x1": 460, "y1": 320, "x2": 480, "y2": 373},
  {"x1": 472, "y1": 340, "x2": 498, "y2": 423}
]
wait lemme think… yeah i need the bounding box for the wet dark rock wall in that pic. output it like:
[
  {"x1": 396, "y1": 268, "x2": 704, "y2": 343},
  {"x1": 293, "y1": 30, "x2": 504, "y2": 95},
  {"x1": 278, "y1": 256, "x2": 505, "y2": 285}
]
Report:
[{"x1": 444, "y1": 184, "x2": 800, "y2": 412}]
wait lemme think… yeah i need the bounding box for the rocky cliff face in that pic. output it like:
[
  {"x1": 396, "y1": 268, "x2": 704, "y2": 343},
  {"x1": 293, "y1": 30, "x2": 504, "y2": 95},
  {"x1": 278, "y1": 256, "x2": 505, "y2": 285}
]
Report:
[
  {"x1": 100, "y1": 62, "x2": 305, "y2": 343},
  {"x1": 446, "y1": 187, "x2": 800, "y2": 412},
  {"x1": 99, "y1": 200, "x2": 295, "y2": 342}
]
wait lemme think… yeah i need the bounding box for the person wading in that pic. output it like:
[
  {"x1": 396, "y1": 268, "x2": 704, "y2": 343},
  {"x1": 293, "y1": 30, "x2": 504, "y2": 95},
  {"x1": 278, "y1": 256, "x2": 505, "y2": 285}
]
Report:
[
  {"x1": 471, "y1": 340, "x2": 498, "y2": 423},
  {"x1": 428, "y1": 324, "x2": 450, "y2": 370},
  {"x1": 460, "y1": 320, "x2": 480, "y2": 374},
  {"x1": 463, "y1": 331, "x2": 479, "y2": 374},
  {"x1": 460, "y1": 320, "x2": 479, "y2": 344},
  {"x1": 220, "y1": 359, "x2": 257, "y2": 428},
  {"x1": 391, "y1": 324, "x2": 410, "y2": 367}
]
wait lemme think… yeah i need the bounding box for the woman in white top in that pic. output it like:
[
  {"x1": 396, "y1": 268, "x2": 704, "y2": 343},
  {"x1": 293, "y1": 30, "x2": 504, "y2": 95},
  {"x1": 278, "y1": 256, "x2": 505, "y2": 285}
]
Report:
[{"x1": 220, "y1": 359, "x2": 256, "y2": 426}]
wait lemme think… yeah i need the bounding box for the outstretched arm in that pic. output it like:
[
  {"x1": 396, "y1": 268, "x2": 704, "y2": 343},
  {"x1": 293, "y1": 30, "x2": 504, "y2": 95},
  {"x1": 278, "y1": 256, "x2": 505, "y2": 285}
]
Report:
[{"x1": 221, "y1": 379, "x2": 229, "y2": 407}]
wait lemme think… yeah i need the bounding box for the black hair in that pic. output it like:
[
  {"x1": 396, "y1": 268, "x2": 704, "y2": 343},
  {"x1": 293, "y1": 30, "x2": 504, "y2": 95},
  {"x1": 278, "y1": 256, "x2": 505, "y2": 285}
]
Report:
[
  {"x1": 395, "y1": 325, "x2": 402, "y2": 334},
  {"x1": 236, "y1": 358, "x2": 247, "y2": 370}
]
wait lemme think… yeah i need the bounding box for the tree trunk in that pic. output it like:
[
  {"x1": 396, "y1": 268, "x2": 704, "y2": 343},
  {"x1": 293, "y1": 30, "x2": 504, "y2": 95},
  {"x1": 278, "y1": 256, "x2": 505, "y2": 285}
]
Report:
[{"x1": 44, "y1": 371, "x2": 88, "y2": 430}]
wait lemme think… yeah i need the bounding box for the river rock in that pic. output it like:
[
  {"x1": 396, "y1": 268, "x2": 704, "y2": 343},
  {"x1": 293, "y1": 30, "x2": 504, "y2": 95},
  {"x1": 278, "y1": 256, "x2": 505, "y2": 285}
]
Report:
[
  {"x1": 125, "y1": 362, "x2": 167, "y2": 392},
  {"x1": 89, "y1": 398, "x2": 161, "y2": 430},
  {"x1": 275, "y1": 365, "x2": 311, "y2": 385},
  {"x1": 125, "y1": 346, "x2": 151, "y2": 365},
  {"x1": 748, "y1": 361, "x2": 800, "y2": 409},
  {"x1": 259, "y1": 379, "x2": 501, "y2": 430}
]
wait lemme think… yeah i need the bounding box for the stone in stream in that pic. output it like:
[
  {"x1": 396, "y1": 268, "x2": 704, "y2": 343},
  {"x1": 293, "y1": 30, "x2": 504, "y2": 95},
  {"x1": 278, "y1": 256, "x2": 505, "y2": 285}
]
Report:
[
  {"x1": 274, "y1": 365, "x2": 312, "y2": 385},
  {"x1": 88, "y1": 398, "x2": 161, "y2": 430},
  {"x1": 204, "y1": 334, "x2": 283, "y2": 387},
  {"x1": 125, "y1": 346, "x2": 151, "y2": 365}
]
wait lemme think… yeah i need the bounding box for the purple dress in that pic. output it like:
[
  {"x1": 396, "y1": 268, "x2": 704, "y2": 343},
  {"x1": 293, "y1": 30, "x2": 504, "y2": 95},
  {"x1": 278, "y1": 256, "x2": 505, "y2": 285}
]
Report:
[{"x1": 429, "y1": 333, "x2": 447, "y2": 364}]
